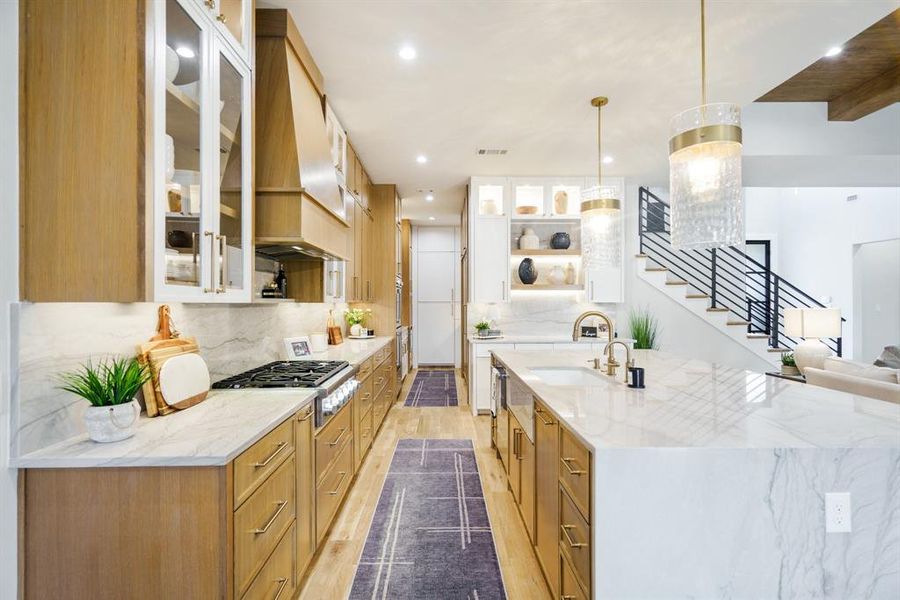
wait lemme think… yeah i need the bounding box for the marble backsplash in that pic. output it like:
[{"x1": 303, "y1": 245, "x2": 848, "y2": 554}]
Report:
[
  {"x1": 11, "y1": 301, "x2": 347, "y2": 456},
  {"x1": 468, "y1": 297, "x2": 621, "y2": 338}
]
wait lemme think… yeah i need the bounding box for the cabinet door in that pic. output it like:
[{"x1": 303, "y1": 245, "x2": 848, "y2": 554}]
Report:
[
  {"x1": 520, "y1": 426, "x2": 536, "y2": 544},
  {"x1": 534, "y1": 400, "x2": 560, "y2": 593},
  {"x1": 352, "y1": 201, "x2": 364, "y2": 301},
  {"x1": 209, "y1": 0, "x2": 252, "y2": 65},
  {"x1": 474, "y1": 356, "x2": 492, "y2": 413},
  {"x1": 471, "y1": 218, "x2": 509, "y2": 303},
  {"x1": 294, "y1": 404, "x2": 315, "y2": 579},
  {"x1": 585, "y1": 266, "x2": 623, "y2": 303},
  {"x1": 508, "y1": 418, "x2": 521, "y2": 504},
  {"x1": 157, "y1": 0, "x2": 213, "y2": 301},
  {"x1": 212, "y1": 36, "x2": 252, "y2": 302},
  {"x1": 363, "y1": 209, "x2": 374, "y2": 301}
]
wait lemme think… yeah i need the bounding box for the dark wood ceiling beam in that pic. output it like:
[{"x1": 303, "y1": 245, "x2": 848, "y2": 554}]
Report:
[{"x1": 828, "y1": 63, "x2": 900, "y2": 121}]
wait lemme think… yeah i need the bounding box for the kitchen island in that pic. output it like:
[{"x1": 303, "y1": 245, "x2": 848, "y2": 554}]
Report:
[{"x1": 491, "y1": 348, "x2": 900, "y2": 599}]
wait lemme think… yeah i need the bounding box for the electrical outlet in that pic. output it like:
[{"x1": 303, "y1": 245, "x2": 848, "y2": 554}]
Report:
[{"x1": 825, "y1": 492, "x2": 852, "y2": 533}]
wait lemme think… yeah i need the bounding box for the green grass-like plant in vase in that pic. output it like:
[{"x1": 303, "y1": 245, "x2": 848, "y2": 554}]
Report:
[{"x1": 629, "y1": 308, "x2": 660, "y2": 350}]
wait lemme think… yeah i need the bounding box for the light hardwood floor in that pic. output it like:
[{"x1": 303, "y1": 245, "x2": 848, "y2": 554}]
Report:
[{"x1": 298, "y1": 368, "x2": 551, "y2": 599}]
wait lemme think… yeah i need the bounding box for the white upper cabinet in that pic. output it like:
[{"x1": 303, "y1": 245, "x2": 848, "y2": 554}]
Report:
[
  {"x1": 152, "y1": 0, "x2": 252, "y2": 302},
  {"x1": 469, "y1": 178, "x2": 511, "y2": 303},
  {"x1": 472, "y1": 177, "x2": 509, "y2": 217},
  {"x1": 325, "y1": 103, "x2": 348, "y2": 189}
]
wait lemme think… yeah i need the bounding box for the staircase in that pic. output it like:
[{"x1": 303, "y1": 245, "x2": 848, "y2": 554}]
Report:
[{"x1": 636, "y1": 187, "x2": 843, "y2": 364}]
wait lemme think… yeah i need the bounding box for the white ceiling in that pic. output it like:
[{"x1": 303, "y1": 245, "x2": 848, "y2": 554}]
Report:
[{"x1": 266, "y1": 0, "x2": 899, "y2": 224}]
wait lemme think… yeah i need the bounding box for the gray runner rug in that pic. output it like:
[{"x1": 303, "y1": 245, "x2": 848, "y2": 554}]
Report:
[
  {"x1": 404, "y1": 369, "x2": 458, "y2": 407},
  {"x1": 348, "y1": 439, "x2": 507, "y2": 599}
]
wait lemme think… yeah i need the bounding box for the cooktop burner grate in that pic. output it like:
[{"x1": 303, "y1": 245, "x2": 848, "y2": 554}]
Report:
[{"x1": 212, "y1": 360, "x2": 350, "y2": 389}]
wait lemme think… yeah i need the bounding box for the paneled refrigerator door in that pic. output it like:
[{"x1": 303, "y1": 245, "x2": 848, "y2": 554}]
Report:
[
  {"x1": 209, "y1": 35, "x2": 252, "y2": 302},
  {"x1": 154, "y1": 0, "x2": 214, "y2": 301}
]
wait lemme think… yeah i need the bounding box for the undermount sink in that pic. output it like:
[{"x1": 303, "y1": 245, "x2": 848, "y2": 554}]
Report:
[{"x1": 530, "y1": 367, "x2": 607, "y2": 386}]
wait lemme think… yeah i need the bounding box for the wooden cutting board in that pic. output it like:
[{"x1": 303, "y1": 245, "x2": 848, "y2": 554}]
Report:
[
  {"x1": 136, "y1": 337, "x2": 199, "y2": 416},
  {"x1": 158, "y1": 353, "x2": 210, "y2": 410}
]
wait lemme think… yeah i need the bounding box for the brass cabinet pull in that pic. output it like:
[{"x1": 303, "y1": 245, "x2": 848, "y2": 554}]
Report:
[
  {"x1": 272, "y1": 577, "x2": 288, "y2": 600},
  {"x1": 216, "y1": 13, "x2": 227, "y2": 23},
  {"x1": 561, "y1": 524, "x2": 586, "y2": 549},
  {"x1": 253, "y1": 501, "x2": 288, "y2": 534},
  {"x1": 328, "y1": 471, "x2": 348, "y2": 495},
  {"x1": 535, "y1": 407, "x2": 554, "y2": 426},
  {"x1": 561, "y1": 457, "x2": 586, "y2": 475},
  {"x1": 327, "y1": 427, "x2": 348, "y2": 447},
  {"x1": 561, "y1": 596, "x2": 577, "y2": 600},
  {"x1": 204, "y1": 0, "x2": 216, "y2": 8},
  {"x1": 253, "y1": 442, "x2": 288, "y2": 468},
  {"x1": 215, "y1": 234, "x2": 227, "y2": 293},
  {"x1": 202, "y1": 230, "x2": 215, "y2": 293},
  {"x1": 297, "y1": 409, "x2": 313, "y2": 422}
]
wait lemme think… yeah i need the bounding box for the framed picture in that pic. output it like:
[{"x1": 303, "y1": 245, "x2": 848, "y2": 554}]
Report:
[{"x1": 283, "y1": 336, "x2": 312, "y2": 360}]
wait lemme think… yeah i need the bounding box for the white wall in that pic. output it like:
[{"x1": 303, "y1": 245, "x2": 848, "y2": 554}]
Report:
[
  {"x1": 745, "y1": 187, "x2": 900, "y2": 358},
  {"x1": 854, "y1": 239, "x2": 900, "y2": 362},
  {"x1": 0, "y1": 2, "x2": 19, "y2": 596}
]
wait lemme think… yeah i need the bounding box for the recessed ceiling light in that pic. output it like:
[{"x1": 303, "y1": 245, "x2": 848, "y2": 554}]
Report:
[
  {"x1": 602, "y1": 155, "x2": 614, "y2": 164},
  {"x1": 175, "y1": 46, "x2": 195, "y2": 59},
  {"x1": 416, "y1": 155, "x2": 428, "y2": 164},
  {"x1": 428, "y1": 216, "x2": 436, "y2": 221},
  {"x1": 825, "y1": 46, "x2": 842, "y2": 57},
  {"x1": 398, "y1": 45, "x2": 417, "y2": 61},
  {"x1": 425, "y1": 194, "x2": 434, "y2": 201}
]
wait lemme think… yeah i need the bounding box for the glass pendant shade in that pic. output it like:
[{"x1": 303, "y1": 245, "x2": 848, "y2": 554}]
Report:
[
  {"x1": 581, "y1": 191, "x2": 621, "y2": 271},
  {"x1": 668, "y1": 104, "x2": 744, "y2": 250}
]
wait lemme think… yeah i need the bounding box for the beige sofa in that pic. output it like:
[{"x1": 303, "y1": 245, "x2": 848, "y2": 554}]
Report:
[{"x1": 805, "y1": 357, "x2": 900, "y2": 404}]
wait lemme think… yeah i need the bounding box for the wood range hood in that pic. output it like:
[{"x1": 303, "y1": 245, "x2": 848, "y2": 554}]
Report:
[{"x1": 255, "y1": 9, "x2": 349, "y2": 261}]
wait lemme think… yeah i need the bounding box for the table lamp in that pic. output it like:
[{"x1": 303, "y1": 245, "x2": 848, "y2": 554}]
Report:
[{"x1": 784, "y1": 307, "x2": 841, "y2": 375}]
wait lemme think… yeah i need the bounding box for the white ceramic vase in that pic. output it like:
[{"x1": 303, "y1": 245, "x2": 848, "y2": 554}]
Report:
[
  {"x1": 350, "y1": 323, "x2": 363, "y2": 337},
  {"x1": 548, "y1": 265, "x2": 565, "y2": 285},
  {"x1": 83, "y1": 399, "x2": 140, "y2": 443},
  {"x1": 519, "y1": 228, "x2": 539, "y2": 250}
]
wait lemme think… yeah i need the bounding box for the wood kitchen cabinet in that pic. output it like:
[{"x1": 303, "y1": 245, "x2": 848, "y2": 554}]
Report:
[
  {"x1": 534, "y1": 399, "x2": 560, "y2": 593},
  {"x1": 20, "y1": 0, "x2": 253, "y2": 303},
  {"x1": 508, "y1": 410, "x2": 536, "y2": 543},
  {"x1": 294, "y1": 402, "x2": 316, "y2": 581}
]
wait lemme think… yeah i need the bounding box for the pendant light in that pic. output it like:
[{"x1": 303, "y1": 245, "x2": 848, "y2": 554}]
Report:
[
  {"x1": 669, "y1": 0, "x2": 743, "y2": 250},
  {"x1": 581, "y1": 97, "x2": 622, "y2": 272}
]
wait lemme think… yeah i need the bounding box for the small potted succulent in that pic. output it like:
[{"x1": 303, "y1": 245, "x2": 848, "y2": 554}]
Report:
[
  {"x1": 345, "y1": 307, "x2": 372, "y2": 337},
  {"x1": 474, "y1": 319, "x2": 491, "y2": 337},
  {"x1": 780, "y1": 352, "x2": 800, "y2": 377},
  {"x1": 58, "y1": 357, "x2": 149, "y2": 443}
]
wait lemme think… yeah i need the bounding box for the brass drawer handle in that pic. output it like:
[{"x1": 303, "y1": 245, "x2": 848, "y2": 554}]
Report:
[
  {"x1": 561, "y1": 457, "x2": 585, "y2": 475},
  {"x1": 535, "y1": 408, "x2": 554, "y2": 426},
  {"x1": 298, "y1": 408, "x2": 313, "y2": 422},
  {"x1": 362, "y1": 393, "x2": 372, "y2": 401},
  {"x1": 253, "y1": 501, "x2": 288, "y2": 534},
  {"x1": 216, "y1": 13, "x2": 227, "y2": 23},
  {"x1": 204, "y1": 0, "x2": 216, "y2": 8},
  {"x1": 375, "y1": 377, "x2": 384, "y2": 386},
  {"x1": 253, "y1": 442, "x2": 288, "y2": 468},
  {"x1": 273, "y1": 577, "x2": 288, "y2": 600},
  {"x1": 561, "y1": 524, "x2": 586, "y2": 549},
  {"x1": 327, "y1": 427, "x2": 348, "y2": 447},
  {"x1": 328, "y1": 471, "x2": 348, "y2": 495},
  {"x1": 561, "y1": 596, "x2": 577, "y2": 600}
]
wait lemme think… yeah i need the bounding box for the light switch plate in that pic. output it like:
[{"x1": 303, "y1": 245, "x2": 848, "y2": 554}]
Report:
[{"x1": 825, "y1": 492, "x2": 852, "y2": 533}]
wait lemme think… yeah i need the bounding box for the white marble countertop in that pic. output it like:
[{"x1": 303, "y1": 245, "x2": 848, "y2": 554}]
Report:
[
  {"x1": 306, "y1": 336, "x2": 393, "y2": 365},
  {"x1": 13, "y1": 388, "x2": 318, "y2": 468},
  {"x1": 492, "y1": 349, "x2": 900, "y2": 451},
  {"x1": 468, "y1": 334, "x2": 635, "y2": 344}
]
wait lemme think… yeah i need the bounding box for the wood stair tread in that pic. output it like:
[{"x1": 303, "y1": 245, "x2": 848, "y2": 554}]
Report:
[
  {"x1": 665, "y1": 280, "x2": 688, "y2": 286},
  {"x1": 747, "y1": 333, "x2": 769, "y2": 339},
  {"x1": 645, "y1": 266, "x2": 668, "y2": 272},
  {"x1": 635, "y1": 253, "x2": 648, "y2": 258},
  {"x1": 768, "y1": 347, "x2": 790, "y2": 353},
  {"x1": 727, "y1": 320, "x2": 750, "y2": 326},
  {"x1": 686, "y1": 293, "x2": 710, "y2": 299},
  {"x1": 706, "y1": 307, "x2": 728, "y2": 312}
]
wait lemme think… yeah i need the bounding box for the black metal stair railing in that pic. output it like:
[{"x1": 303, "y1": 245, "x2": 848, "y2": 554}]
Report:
[{"x1": 638, "y1": 187, "x2": 843, "y2": 356}]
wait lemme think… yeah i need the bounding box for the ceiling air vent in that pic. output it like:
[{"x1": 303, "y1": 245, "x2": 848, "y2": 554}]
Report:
[{"x1": 476, "y1": 148, "x2": 508, "y2": 156}]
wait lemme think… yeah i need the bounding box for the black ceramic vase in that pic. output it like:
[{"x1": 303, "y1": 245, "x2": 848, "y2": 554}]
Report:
[
  {"x1": 518, "y1": 258, "x2": 537, "y2": 284},
  {"x1": 550, "y1": 232, "x2": 571, "y2": 249}
]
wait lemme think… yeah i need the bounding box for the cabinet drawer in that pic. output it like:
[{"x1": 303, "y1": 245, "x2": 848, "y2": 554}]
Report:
[
  {"x1": 316, "y1": 437, "x2": 354, "y2": 543},
  {"x1": 234, "y1": 419, "x2": 295, "y2": 507},
  {"x1": 358, "y1": 408, "x2": 374, "y2": 458},
  {"x1": 373, "y1": 395, "x2": 387, "y2": 431},
  {"x1": 560, "y1": 548, "x2": 589, "y2": 600},
  {"x1": 373, "y1": 367, "x2": 389, "y2": 397},
  {"x1": 234, "y1": 457, "x2": 296, "y2": 597},
  {"x1": 357, "y1": 380, "x2": 374, "y2": 415},
  {"x1": 373, "y1": 345, "x2": 388, "y2": 366},
  {"x1": 357, "y1": 357, "x2": 373, "y2": 381},
  {"x1": 559, "y1": 486, "x2": 591, "y2": 594},
  {"x1": 241, "y1": 522, "x2": 295, "y2": 600},
  {"x1": 315, "y1": 403, "x2": 352, "y2": 485},
  {"x1": 559, "y1": 426, "x2": 591, "y2": 521}
]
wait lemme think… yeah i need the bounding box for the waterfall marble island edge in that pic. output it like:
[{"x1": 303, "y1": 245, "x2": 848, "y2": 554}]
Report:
[{"x1": 491, "y1": 348, "x2": 900, "y2": 598}]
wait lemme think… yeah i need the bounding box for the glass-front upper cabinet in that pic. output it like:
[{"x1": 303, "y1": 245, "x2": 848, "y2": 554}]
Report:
[
  {"x1": 153, "y1": 0, "x2": 252, "y2": 302},
  {"x1": 190, "y1": 0, "x2": 252, "y2": 64},
  {"x1": 471, "y1": 177, "x2": 508, "y2": 217}
]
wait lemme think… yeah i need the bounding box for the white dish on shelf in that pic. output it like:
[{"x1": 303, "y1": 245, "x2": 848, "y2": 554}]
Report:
[{"x1": 348, "y1": 335, "x2": 375, "y2": 339}]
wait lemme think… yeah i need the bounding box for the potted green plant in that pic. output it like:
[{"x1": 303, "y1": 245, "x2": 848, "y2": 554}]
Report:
[
  {"x1": 58, "y1": 357, "x2": 149, "y2": 443},
  {"x1": 628, "y1": 308, "x2": 660, "y2": 350},
  {"x1": 474, "y1": 319, "x2": 491, "y2": 337},
  {"x1": 345, "y1": 308, "x2": 371, "y2": 337},
  {"x1": 780, "y1": 352, "x2": 800, "y2": 377}
]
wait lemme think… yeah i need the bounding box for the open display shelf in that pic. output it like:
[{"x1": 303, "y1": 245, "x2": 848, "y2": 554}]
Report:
[
  {"x1": 511, "y1": 283, "x2": 582, "y2": 291},
  {"x1": 511, "y1": 248, "x2": 581, "y2": 256}
]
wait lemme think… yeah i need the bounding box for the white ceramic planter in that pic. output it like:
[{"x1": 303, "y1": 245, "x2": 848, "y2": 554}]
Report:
[
  {"x1": 350, "y1": 323, "x2": 363, "y2": 337},
  {"x1": 83, "y1": 399, "x2": 140, "y2": 443}
]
